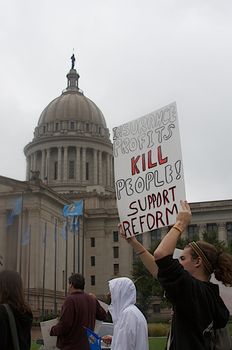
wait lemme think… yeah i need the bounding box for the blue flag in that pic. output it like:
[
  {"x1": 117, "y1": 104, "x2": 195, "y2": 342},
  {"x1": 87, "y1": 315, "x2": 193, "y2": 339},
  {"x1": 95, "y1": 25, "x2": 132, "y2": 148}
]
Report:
[
  {"x1": 85, "y1": 328, "x2": 101, "y2": 350},
  {"x1": 63, "y1": 200, "x2": 83, "y2": 217},
  {"x1": 21, "y1": 227, "x2": 30, "y2": 246},
  {"x1": 61, "y1": 222, "x2": 67, "y2": 240},
  {"x1": 7, "y1": 212, "x2": 14, "y2": 226},
  {"x1": 13, "y1": 197, "x2": 23, "y2": 215},
  {"x1": 71, "y1": 216, "x2": 79, "y2": 234},
  {"x1": 7, "y1": 196, "x2": 23, "y2": 226}
]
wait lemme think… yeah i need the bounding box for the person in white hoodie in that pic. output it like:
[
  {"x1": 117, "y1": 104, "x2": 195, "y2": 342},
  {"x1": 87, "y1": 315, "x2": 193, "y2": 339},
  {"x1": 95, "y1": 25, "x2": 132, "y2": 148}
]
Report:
[{"x1": 102, "y1": 277, "x2": 149, "y2": 350}]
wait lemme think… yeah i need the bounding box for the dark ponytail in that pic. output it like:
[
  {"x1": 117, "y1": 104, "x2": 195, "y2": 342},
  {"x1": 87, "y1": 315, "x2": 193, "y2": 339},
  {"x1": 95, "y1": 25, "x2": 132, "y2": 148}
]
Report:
[
  {"x1": 214, "y1": 251, "x2": 232, "y2": 286},
  {"x1": 195, "y1": 241, "x2": 232, "y2": 286}
]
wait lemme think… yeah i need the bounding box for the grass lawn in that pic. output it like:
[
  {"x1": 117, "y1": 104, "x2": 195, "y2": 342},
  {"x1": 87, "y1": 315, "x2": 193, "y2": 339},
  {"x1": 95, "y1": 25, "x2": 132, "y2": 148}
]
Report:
[
  {"x1": 31, "y1": 338, "x2": 167, "y2": 350},
  {"x1": 31, "y1": 342, "x2": 40, "y2": 350},
  {"x1": 149, "y1": 337, "x2": 166, "y2": 350}
]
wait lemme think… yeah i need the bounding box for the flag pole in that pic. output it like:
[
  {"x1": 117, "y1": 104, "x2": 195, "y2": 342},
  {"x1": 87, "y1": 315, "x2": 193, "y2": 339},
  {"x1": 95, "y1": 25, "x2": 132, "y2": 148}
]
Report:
[
  {"x1": 42, "y1": 222, "x2": 47, "y2": 320},
  {"x1": 78, "y1": 219, "x2": 80, "y2": 273},
  {"x1": 65, "y1": 218, "x2": 68, "y2": 297},
  {"x1": 73, "y1": 218, "x2": 77, "y2": 274},
  {"x1": 54, "y1": 220, "x2": 57, "y2": 316},
  {"x1": 19, "y1": 192, "x2": 24, "y2": 276},
  {"x1": 81, "y1": 199, "x2": 85, "y2": 275},
  {"x1": 27, "y1": 224, "x2": 31, "y2": 303}
]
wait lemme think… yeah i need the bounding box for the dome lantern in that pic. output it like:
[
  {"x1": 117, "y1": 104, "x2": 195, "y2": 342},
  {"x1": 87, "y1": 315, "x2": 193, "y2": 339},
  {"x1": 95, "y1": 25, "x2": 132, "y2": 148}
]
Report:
[{"x1": 65, "y1": 69, "x2": 80, "y2": 92}]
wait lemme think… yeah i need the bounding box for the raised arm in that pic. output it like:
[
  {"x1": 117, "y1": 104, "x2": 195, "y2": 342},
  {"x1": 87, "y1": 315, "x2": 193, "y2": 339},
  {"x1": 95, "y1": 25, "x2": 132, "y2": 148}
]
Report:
[
  {"x1": 153, "y1": 200, "x2": 192, "y2": 261},
  {"x1": 119, "y1": 224, "x2": 158, "y2": 278}
]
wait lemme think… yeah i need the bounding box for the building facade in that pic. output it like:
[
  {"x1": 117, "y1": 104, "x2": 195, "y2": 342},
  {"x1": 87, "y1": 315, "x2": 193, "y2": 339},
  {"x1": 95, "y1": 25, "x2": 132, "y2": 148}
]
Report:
[{"x1": 0, "y1": 61, "x2": 231, "y2": 317}]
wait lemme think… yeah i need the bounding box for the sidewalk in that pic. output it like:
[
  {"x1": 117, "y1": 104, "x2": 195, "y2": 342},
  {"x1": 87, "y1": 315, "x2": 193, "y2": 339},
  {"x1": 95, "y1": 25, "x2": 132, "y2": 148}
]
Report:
[{"x1": 32, "y1": 326, "x2": 42, "y2": 341}]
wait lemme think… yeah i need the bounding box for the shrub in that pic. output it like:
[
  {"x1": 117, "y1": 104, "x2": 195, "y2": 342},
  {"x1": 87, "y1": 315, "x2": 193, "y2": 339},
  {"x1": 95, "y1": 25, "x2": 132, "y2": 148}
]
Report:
[{"x1": 148, "y1": 323, "x2": 169, "y2": 337}]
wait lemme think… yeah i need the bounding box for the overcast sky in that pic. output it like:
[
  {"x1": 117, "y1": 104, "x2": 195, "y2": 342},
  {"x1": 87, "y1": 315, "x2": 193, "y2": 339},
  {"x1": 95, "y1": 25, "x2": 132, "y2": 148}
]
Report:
[{"x1": 0, "y1": 0, "x2": 232, "y2": 203}]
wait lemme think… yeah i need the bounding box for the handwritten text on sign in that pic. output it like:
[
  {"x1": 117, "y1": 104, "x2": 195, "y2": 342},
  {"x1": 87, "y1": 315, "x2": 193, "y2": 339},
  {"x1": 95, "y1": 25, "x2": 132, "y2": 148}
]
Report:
[{"x1": 113, "y1": 102, "x2": 186, "y2": 237}]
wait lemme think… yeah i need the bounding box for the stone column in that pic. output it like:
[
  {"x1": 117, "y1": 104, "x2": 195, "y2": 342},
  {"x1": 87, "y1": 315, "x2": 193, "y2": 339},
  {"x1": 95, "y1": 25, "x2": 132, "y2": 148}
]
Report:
[
  {"x1": 57, "y1": 146, "x2": 62, "y2": 181},
  {"x1": 41, "y1": 150, "x2": 46, "y2": 181},
  {"x1": 98, "y1": 151, "x2": 102, "y2": 185},
  {"x1": 63, "y1": 146, "x2": 68, "y2": 182},
  {"x1": 106, "y1": 153, "x2": 111, "y2": 186},
  {"x1": 109, "y1": 155, "x2": 113, "y2": 187},
  {"x1": 82, "y1": 148, "x2": 86, "y2": 182},
  {"x1": 76, "y1": 147, "x2": 81, "y2": 182},
  {"x1": 198, "y1": 224, "x2": 206, "y2": 239},
  {"x1": 31, "y1": 154, "x2": 34, "y2": 171},
  {"x1": 26, "y1": 156, "x2": 30, "y2": 180},
  {"x1": 93, "y1": 149, "x2": 98, "y2": 184},
  {"x1": 34, "y1": 152, "x2": 37, "y2": 171},
  {"x1": 218, "y1": 222, "x2": 227, "y2": 241},
  {"x1": 46, "y1": 148, "x2": 50, "y2": 182}
]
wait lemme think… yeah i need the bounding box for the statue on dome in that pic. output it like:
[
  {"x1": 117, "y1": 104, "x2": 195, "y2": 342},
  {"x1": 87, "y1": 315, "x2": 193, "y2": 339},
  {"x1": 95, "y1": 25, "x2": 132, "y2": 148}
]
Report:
[{"x1": 71, "y1": 54, "x2": 76, "y2": 69}]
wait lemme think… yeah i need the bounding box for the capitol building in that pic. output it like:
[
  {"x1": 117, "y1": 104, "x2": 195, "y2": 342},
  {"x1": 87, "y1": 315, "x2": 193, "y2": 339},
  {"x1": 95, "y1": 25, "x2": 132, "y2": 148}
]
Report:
[{"x1": 0, "y1": 59, "x2": 231, "y2": 318}]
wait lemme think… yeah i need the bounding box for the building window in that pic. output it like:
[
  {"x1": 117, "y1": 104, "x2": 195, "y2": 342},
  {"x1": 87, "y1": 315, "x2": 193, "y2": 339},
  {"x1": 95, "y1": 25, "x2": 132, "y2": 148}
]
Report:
[
  {"x1": 151, "y1": 229, "x2": 161, "y2": 243},
  {"x1": 54, "y1": 161, "x2": 58, "y2": 180},
  {"x1": 86, "y1": 123, "x2": 89, "y2": 132},
  {"x1": 187, "y1": 225, "x2": 199, "y2": 240},
  {"x1": 113, "y1": 247, "x2": 119, "y2": 259},
  {"x1": 70, "y1": 122, "x2": 75, "y2": 130},
  {"x1": 91, "y1": 237, "x2": 95, "y2": 247},
  {"x1": 43, "y1": 126, "x2": 46, "y2": 133},
  {"x1": 55, "y1": 123, "x2": 59, "y2": 131},
  {"x1": 114, "y1": 263, "x2": 119, "y2": 276},
  {"x1": 226, "y1": 222, "x2": 232, "y2": 241},
  {"x1": 91, "y1": 256, "x2": 95, "y2": 266},
  {"x1": 207, "y1": 223, "x2": 218, "y2": 234},
  {"x1": 86, "y1": 162, "x2": 89, "y2": 180},
  {"x1": 91, "y1": 275, "x2": 95, "y2": 286},
  {"x1": 69, "y1": 160, "x2": 75, "y2": 179},
  {"x1": 113, "y1": 231, "x2": 119, "y2": 242}
]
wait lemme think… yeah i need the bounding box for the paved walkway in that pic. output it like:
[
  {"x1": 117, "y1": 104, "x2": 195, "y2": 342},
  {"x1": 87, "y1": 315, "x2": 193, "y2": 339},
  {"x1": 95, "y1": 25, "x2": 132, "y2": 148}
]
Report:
[{"x1": 32, "y1": 326, "x2": 42, "y2": 341}]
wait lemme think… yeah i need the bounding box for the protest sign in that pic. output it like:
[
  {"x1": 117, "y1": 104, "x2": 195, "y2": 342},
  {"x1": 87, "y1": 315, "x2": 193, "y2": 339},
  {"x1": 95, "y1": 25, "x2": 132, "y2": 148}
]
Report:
[
  {"x1": 113, "y1": 102, "x2": 185, "y2": 236},
  {"x1": 40, "y1": 318, "x2": 58, "y2": 350},
  {"x1": 94, "y1": 300, "x2": 109, "y2": 333}
]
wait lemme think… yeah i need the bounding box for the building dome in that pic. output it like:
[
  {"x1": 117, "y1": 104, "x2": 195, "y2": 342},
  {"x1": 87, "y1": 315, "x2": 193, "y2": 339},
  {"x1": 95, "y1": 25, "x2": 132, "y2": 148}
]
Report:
[
  {"x1": 24, "y1": 58, "x2": 114, "y2": 196},
  {"x1": 31, "y1": 67, "x2": 110, "y2": 142},
  {"x1": 38, "y1": 92, "x2": 106, "y2": 128},
  {"x1": 38, "y1": 69, "x2": 106, "y2": 128}
]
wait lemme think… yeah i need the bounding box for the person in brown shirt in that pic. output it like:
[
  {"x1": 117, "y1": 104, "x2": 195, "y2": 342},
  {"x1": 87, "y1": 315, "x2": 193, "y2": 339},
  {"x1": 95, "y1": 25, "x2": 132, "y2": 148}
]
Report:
[{"x1": 50, "y1": 273, "x2": 107, "y2": 350}]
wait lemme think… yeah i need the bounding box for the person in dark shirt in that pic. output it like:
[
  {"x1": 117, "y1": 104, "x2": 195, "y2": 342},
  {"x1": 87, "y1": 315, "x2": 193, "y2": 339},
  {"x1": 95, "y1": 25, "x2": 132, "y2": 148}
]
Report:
[
  {"x1": 50, "y1": 273, "x2": 107, "y2": 350},
  {"x1": 120, "y1": 200, "x2": 232, "y2": 350},
  {"x1": 0, "y1": 270, "x2": 33, "y2": 350}
]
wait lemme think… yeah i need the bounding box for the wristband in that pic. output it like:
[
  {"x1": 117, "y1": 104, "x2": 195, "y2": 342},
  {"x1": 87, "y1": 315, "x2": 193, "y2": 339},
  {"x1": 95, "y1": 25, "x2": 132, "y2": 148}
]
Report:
[
  {"x1": 172, "y1": 225, "x2": 182, "y2": 235},
  {"x1": 136, "y1": 250, "x2": 146, "y2": 256}
]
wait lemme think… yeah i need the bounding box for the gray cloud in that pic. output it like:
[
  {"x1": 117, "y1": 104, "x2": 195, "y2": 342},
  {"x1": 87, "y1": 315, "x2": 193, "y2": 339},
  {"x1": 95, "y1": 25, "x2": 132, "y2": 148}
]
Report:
[{"x1": 0, "y1": 0, "x2": 232, "y2": 202}]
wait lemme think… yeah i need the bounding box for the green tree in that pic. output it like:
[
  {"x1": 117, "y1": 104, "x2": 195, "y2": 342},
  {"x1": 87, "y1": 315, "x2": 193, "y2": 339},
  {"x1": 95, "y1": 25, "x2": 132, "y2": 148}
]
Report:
[
  {"x1": 132, "y1": 244, "x2": 164, "y2": 317},
  {"x1": 201, "y1": 230, "x2": 226, "y2": 251}
]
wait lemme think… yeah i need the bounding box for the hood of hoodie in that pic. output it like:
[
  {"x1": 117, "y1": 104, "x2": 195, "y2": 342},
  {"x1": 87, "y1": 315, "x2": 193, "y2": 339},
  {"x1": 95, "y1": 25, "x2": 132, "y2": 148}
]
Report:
[{"x1": 108, "y1": 277, "x2": 136, "y2": 324}]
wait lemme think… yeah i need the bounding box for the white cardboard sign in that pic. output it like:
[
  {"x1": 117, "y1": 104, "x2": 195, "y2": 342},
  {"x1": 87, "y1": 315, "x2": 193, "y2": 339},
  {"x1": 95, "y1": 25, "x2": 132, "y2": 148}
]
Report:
[
  {"x1": 40, "y1": 318, "x2": 59, "y2": 350},
  {"x1": 113, "y1": 102, "x2": 185, "y2": 236}
]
